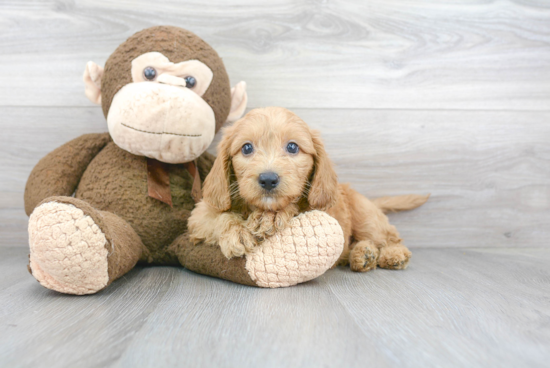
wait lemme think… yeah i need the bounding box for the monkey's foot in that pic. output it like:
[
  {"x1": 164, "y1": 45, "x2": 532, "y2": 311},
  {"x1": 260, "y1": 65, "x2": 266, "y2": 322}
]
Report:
[
  {"x1": 28, "y1": 201, "x2": 109, "y2": 295},
  {"x1": 245, "y1": 211, "x2": 344, "y2": 288},
  {"x1": 177, "y1": 210, "x2": 345, "y2": 288}
]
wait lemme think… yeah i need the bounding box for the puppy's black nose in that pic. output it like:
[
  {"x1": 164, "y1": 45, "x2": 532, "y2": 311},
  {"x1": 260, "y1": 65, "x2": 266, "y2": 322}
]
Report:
[{"x1": 258, "y1": 172, "x2": 279, "y2": 191}]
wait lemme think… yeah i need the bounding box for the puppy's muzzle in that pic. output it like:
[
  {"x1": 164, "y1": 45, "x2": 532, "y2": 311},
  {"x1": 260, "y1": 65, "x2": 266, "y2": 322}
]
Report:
[{"x1": 258, "y1": 172, "x2": 279, "y2": 191}]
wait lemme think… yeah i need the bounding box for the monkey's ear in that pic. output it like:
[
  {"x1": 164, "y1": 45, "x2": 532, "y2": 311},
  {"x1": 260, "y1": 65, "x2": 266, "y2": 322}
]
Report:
[
  {"x1": 226, "y1": 81, "x2": 247, "y2": 123},
  {"x1": 83, "y1": 61, "x2": 104, "y2": 105}
]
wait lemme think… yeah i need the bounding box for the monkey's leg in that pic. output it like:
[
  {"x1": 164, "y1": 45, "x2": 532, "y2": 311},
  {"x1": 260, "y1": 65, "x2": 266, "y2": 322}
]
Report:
[
  {"x1": 170, "y1": 211, "x2": 345, "y2": 288},
  {"x1": 170, "y1": 233, "x2": 258, "y2": 286},
  {"x1": 28, "y1": 196, "x2": 146, "y2": 295}
]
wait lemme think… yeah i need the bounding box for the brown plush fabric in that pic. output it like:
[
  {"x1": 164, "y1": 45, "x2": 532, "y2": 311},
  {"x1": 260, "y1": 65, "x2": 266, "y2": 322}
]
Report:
[
  {"x1": 99, "y1": 210, "x2": 149, "y2": 282},
  {"x1": 74, "y1": 142, "x2": 215, "y2": 264},
  {"x1": 24, "y1": 133, "x2": 112, "y2": 216},
  {"x1": 101, "y1": 26, "x2": 231, "y2": 133},
  {"x1": 24, "y1": 132, "x2": 216, "y2": 266},
  {"x1": 169, "y1": 233, "x2": 257, "y2": 287},
  {"x1": 36, "y1": 196, "x2": 146, "y2": 288}
]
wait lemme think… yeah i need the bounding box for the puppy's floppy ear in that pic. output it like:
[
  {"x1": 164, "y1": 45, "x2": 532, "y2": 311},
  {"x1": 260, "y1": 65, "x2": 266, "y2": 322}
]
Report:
[
  {"x1": 308, "y1": 130, "x2": 338, "y2": 210},
  {"x1": 202, "y1": 128, "x2": 234, "y2": 211}
]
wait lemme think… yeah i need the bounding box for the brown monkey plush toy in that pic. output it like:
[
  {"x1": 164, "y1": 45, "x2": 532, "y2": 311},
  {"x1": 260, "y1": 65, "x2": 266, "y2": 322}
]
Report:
[{"x1": 24, "y1": 26, "x2": 344, "y2": 294}]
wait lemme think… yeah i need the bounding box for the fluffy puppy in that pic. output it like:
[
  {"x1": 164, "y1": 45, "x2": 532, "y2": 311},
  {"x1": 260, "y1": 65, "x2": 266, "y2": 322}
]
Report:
[{"x1": 188, "y1": 107, "x2": 428, "y2": 271}]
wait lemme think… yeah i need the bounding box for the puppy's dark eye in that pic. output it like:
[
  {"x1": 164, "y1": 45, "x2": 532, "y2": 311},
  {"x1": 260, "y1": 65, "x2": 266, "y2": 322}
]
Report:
[
  {"x1": 241, "y1": 143, "x2": 254, "y2": 156},
  {"x1": 143, "y1": 67, "x2": 157, "y2": 80},
  {"x1": 286, "y1": 142, "x2": 299, "y2": 155},
  {"x1": 185, "y1": 76, "x2": 196, "y2": 88}
]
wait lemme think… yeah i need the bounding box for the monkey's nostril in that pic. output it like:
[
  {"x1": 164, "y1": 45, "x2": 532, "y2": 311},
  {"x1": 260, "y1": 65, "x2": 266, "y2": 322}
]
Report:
[{"x1": 258, "y1": 172, "x2": 280, "y2": 191}]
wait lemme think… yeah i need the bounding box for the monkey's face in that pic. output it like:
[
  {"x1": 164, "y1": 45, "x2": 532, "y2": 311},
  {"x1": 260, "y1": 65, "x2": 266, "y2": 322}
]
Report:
[
  {"x1": 107, "y1": 52, "x2": 216, "y2": 163},
  {"x1": 83, "y1": 26, "x2": 247, "y2": 164}
]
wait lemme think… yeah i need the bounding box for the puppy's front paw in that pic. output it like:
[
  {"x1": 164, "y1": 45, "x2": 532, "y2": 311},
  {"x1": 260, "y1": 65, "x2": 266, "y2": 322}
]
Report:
[
  {"x1": 246, "y1": 211, "x2": 276, "y2": 239},
  {"x1": 273, "y1": 208, "x2": 297, "y2": 233},
  {"x1": 219, "y1": 224, "x2": 258, "y2": 259},
  {"x1": 247, "y1": 205, "x2": 298, "y2": 239}
]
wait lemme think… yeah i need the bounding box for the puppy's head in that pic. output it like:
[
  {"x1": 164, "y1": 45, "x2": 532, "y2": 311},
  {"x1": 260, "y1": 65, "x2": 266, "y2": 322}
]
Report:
[{"x1": 203, "y1": 107, "x2": 338, "y2": 212}]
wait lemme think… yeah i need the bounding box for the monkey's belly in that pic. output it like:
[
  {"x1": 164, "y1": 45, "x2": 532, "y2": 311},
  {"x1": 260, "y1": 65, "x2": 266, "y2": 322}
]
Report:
[{"x1": 75, "y1": 143, "x2": 196, "y2": 261}]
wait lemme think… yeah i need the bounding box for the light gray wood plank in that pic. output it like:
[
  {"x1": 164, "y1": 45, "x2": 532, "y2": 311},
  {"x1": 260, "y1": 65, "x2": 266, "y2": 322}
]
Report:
[
  {"x1": 0, "y1": 0, "x2": 549, "y2": 110},
  {"x1": 2, "y1": 107, "x2": 549, "y2": 249},
  {"x1": 1, "y1": 246, "x2": 549, "y2": 368},
  {"x1": 112, "y1": 269, "x2": 391, "y2": 368},
  {"x1": 324, "y1": 247, "x2": 550, "y2": 368},
  {"x1": 0, "y1": 246, "x2": 31, "y2": 291},
  {"x1": 0, "y1": 266, "x2": 178, "y2": 368}
]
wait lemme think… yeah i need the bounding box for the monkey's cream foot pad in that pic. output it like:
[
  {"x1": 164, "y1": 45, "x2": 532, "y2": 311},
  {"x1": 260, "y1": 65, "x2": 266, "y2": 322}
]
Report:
[
  {"x1": 245, "y1": 210, "x2": 344, "y2": 288},
  {"x1": 28, "y1": 202, "x2": 109, "y2": 295}
]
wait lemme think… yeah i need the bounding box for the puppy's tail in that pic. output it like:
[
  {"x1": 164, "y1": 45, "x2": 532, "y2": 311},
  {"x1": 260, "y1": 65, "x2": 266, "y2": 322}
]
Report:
[{"x1": 373, "y1": 194, "x2": 430, "y2": 214}]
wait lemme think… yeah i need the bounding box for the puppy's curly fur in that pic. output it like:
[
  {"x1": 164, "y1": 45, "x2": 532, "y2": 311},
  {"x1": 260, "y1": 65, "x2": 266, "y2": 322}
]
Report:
[{"x1": 188, "y1": 107, "x2": 428, "y2": 271}]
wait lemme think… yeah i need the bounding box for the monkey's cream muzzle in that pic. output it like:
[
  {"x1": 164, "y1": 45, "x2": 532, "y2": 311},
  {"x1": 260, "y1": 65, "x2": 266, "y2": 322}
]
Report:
[{"x1": 107, "y1": 80, "x2": 216, "y2": 164}]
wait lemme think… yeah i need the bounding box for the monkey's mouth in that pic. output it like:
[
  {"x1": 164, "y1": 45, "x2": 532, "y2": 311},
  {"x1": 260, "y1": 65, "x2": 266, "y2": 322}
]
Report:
[{"x1": 121, "y1": 123, "x2": 202, "y2": 138}]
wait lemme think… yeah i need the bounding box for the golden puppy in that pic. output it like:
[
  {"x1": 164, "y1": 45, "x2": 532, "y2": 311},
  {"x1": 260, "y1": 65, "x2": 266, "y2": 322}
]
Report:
[{"x1": 188, "y1": 107, "x2": 428, "y2": 271}]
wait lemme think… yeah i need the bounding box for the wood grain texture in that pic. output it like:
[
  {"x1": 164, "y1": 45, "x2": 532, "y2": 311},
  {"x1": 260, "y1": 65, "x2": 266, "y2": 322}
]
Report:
[
  {"x1": 3, "y1": 107, "x2": 548, "y2": 248},
  {"x1": 1, "y1": 246, "x2": 549, "y2": 368},
  {"x1": 0, "y1": 0, "x2": 549, "y2": 110},
  {"x1": 325, "y1": 247, "x2": 550, "y2": 368}
]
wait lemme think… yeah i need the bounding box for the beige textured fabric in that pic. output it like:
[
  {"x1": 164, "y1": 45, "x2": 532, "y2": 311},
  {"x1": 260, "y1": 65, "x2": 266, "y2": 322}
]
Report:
[
  {"x1": 245, "y1": 211, "x2": 344, "y2": 288},
  {"x1": 107, "y1": 81, "x2": 216, "y2": 164},
  {"x1": 28, "y1": 202, "x2": 109, "y2": 295}
]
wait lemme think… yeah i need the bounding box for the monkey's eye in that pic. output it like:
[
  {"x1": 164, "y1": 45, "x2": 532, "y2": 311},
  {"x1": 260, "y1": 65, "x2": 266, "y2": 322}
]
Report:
[
  {"x1": 143, "y1": 67, "x2": 157, "y2": 81},
  {"x1": 185, "y1": 76, "x2": 196, "y2": 88},
  {"x1": 286, "y1": 142, "x2": 299, "y2": 155},
  {"x1": 241, "y1": 143, "x2": 254, "y2": 156}
]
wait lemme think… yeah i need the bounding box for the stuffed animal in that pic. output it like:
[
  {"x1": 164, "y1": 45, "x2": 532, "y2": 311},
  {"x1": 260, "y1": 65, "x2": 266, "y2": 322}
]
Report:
[{"x1": 24, "y1": 26, "x2": 344, "y2": 294}]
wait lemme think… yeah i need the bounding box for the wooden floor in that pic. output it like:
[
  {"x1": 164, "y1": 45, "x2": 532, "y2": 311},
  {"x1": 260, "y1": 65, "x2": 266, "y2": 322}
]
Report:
[
  {"x1": 0, "y1": 246, "x2": 549, "y2": 368},
  {"x1": 1, "y1": 0, "x2": 549, "y2": 367}
]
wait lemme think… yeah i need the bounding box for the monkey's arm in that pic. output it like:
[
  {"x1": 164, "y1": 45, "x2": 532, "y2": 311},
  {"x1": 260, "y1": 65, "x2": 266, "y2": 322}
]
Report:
[{"x1": 24, "y1": 133, "x2": 112, "y2": 215}]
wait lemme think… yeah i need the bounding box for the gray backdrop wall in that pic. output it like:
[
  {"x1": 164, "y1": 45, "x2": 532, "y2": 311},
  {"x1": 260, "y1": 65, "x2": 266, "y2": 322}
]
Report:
[{"x1": 1, "y1": 0, "x2": 549, "y2": 248}]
